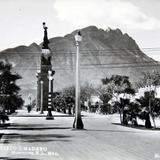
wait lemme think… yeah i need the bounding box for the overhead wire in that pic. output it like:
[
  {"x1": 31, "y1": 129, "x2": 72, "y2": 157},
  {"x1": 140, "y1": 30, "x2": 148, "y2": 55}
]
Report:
[
  {"x1": 0, "y1": 48, "x2": 160, "y2": 72},
  {"x1": 12, "y1": 63, "x2": 160, "y2": 71}
]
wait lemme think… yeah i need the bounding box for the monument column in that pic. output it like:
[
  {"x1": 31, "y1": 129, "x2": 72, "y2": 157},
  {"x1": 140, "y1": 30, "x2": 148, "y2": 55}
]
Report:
[{"x1": 36, "y1": 22, "x2": 55, "y2": 112}]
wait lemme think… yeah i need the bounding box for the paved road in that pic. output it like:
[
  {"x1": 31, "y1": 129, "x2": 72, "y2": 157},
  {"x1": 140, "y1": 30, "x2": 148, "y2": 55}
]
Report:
[{"x1": 0, "y1": 111, "x2": 160, "y2": 160}]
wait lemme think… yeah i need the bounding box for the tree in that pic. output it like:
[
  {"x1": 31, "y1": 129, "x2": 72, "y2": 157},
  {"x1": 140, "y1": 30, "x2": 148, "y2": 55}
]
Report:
[
  {"x1": 136, "y1": 94, "x2": 152, "y2": 128},
  {"x1": 81, "y1": 82, "x2": 95, "y2": 103},
  {"x1": 53, "y1": 94, "x2": 66, "y2": 113},
  {"x1": 0, "y1": 61, "x2": 24, "y2": 114},
  {"x1": 96, "y1": 85, "x2": 112, "y2": 104},
  {"x1": 101, "y1": 75, "x2": 135, "y2": 124},
  {"x1": 127, "y1": 101, "x2": 140, "y2": 126},
  {"x1": 61, "y1": 83, "x2": 96, "y2": 112},
  {"x1": 96, "y1": 85, "x2": 112, "y2": 114},
  {"x1": 136, "y1": 71, "x2": 160, "y2": 128},
  {"x1": 61, "y1": 86, "x2": 75, "y2": 114},
  {"x1": 152, "y1": 98, "x2": 160, "y2": 117}
]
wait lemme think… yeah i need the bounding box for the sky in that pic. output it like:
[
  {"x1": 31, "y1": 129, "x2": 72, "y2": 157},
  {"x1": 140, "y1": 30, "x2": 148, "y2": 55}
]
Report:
[{"x1": 0, "y1": 0, "x2": 160, "y2": 60}]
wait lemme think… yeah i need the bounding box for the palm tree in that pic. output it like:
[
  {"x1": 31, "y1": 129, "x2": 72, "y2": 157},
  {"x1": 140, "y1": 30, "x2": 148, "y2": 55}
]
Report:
[
  {"x1": 102, "y1": 75, "x2": 135, "y2": 124},
  {"x1": 136, "y1": 71, "x2": 160, "y2": 128}
]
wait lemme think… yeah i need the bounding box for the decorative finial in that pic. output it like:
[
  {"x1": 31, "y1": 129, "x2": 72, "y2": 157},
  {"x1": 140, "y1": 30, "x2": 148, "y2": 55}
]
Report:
[
  {"x1": 43, "y1": 22, "x2": 48, "y2": 30},
  {"x1": 77, "y1": 31, "x2": 81, "y2": 36},
  {"x1": 42, "y1": 22, "x2": 49, "y2": 49}
]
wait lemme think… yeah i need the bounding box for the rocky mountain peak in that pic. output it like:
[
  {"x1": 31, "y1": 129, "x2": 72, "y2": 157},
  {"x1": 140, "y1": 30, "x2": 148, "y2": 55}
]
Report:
[
  {"x1": 81, "y1": 25, "x2": 99, "y2": 32},
  {"x1": 66, "y1": 26, "x2": 139, "y2": 52}
]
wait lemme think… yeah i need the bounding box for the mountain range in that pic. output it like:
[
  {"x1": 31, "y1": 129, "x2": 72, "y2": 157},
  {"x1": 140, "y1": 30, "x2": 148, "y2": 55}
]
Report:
[{"x1": 0, "y1": 26, "x2": 159, "y2": 101}]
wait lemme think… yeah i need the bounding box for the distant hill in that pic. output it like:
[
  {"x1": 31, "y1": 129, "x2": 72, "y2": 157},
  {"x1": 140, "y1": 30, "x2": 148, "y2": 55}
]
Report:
[{"x1": 0, "y1": 26, "x2": 159, "y2": 101}]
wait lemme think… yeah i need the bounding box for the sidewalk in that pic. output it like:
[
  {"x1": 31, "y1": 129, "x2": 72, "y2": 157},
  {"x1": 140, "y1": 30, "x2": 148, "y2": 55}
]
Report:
[
  {"x1": 9, "y1": 109, "x2": 72, "y2": 117},
  {"x1": 0, "y1": 110, "x2": 160, "y2": 160}
]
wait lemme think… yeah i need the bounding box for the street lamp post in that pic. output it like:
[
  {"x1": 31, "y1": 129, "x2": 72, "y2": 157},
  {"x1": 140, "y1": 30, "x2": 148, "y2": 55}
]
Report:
[
  {"x1": 36, "y1": 73, "x2": 38, "y2": 112},
  {"x1": 40, "y1": 80, "x2": 44, "y2": 114},
  {"x1": 46, "y1": 70, "x2": 54, "y2": 120},
  {"x1": 28, "y1": 94, "x2": 32, "y2": 106},
  {"x1": 73, "y1": 31, "x2": 84, "y2": 129},
  {"x1": 36, "y1": 70, "x2": 40, "y2": 111}
]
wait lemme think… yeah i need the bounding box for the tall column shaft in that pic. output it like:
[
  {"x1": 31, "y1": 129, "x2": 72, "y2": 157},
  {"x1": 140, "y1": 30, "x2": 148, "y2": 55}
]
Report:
[
  {"x1": 40, "y1": 81, "x2": 44, "y2": 114},
  {"x1": 36, "y1": 80, "x2": 41, "y2": 111}
]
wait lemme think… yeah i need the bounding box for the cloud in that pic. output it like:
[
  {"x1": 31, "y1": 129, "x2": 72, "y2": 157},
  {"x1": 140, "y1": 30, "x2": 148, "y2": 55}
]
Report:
[{"x1": 53, "y1": 0, "x2": 160, "y2": 30}]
